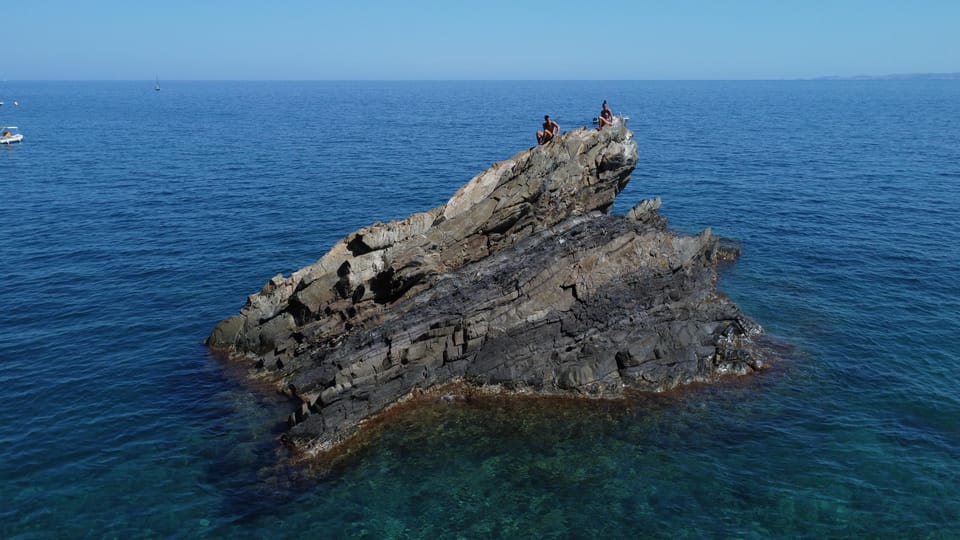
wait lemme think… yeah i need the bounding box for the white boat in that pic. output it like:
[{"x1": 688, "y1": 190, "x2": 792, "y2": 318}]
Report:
[
  {"x1": 155, "y1": 76, "x2": 161, "y2": 92},
  {"x1": 0, "y1": 126, "x2": 22, "y2": 144}
]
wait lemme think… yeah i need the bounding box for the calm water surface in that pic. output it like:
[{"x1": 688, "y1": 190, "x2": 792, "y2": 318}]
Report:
[{"x1": 1, "y1": 80, "x2": 958, "y2": 538}]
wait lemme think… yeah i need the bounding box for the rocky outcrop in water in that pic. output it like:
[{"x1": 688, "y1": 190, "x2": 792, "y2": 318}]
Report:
[{"x1": 207, "y1": 123, "x2": 766, "y2": 455}]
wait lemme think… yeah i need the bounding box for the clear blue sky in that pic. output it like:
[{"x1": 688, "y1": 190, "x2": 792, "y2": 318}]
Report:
[{"x1": 5, "y1": 0, "x2": 958, "y2": 80}]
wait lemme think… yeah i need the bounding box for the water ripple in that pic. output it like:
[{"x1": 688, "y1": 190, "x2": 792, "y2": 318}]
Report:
[{"x1": 1, "y1": 80, "x2": 959, "y2": 538}]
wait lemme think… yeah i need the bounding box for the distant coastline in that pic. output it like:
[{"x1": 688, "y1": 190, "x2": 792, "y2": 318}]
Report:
[{"x1": 813, "y1": 72, "x2": 960, "y2": 81}]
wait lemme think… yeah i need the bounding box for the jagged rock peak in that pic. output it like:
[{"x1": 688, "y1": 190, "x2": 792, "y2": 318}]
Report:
[
  {"x1": 207, "y1": 123, "x2": 639, "y2": 358},
  {"x1": 207, "y1": 122, "x2": 768, "y2": 457}
]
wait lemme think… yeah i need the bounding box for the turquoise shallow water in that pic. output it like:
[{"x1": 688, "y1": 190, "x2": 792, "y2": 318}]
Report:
[{"x1": 1, "y1": 80, "x2": 958, "y2": 538}]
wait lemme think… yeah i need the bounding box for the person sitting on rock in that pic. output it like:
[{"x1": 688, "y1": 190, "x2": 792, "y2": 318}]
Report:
[
  {"x1": 597, "y1": 100, "x2": 614, "y2": 130},
  {"x1": 537, "y1": 115, "x2": 560, "y2": 145}
]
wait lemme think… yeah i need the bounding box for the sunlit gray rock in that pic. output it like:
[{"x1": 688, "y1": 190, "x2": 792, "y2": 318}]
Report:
[{"x1": 207, "y1": 122, "x2": 766, "y2": 456}]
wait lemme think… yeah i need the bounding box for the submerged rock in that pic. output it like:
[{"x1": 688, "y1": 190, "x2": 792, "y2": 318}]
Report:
[{"x1": 207, "y1": 123, "x2": 767, "y2": 456}]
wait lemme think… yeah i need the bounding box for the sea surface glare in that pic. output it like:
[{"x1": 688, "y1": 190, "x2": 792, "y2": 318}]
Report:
[{"x1": 1, "y1": 80, "x2": 958, "y2": 538}]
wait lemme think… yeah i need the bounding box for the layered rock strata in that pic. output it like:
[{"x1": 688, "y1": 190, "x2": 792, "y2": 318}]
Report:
[{"x1": 207, "y1": 123, "x2": 766, "y2": 455}]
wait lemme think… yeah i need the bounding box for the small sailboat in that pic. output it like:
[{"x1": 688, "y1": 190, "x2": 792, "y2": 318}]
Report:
[{"x1": 155, "y1": 76, "x2": 161, "y2": 92}]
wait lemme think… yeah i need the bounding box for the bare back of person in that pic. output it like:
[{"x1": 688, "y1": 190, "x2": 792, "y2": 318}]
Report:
[{"x1": 537, "y1": 115, "x2": 560, "y2": 145}]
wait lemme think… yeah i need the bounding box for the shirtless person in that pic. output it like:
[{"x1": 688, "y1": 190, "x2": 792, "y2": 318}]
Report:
[
  {"x1": 597, "y1": 100, "x2": 614, "y2": 130},
  {"x1": 537, "y1": 115, "x2": 560, "y2": 145}
]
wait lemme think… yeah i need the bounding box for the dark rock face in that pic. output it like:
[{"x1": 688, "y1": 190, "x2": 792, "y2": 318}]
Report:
[{"x1": 207, "y1": 123, "x2": 766, "y2": 456}]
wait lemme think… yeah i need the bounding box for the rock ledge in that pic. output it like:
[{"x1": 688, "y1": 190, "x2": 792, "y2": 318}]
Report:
[{"x1": 207, "y1": 123, "x2": 767, "y2": 455}]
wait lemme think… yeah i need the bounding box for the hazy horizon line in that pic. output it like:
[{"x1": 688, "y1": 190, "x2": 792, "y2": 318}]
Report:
[{"x1": 4, "y1": 74, "x2": 959, "y2": 83}]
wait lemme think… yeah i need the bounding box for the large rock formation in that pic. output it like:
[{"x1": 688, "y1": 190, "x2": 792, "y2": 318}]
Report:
[{"x1": 207, "y1": 122, "x2": 766, "y2": 456}]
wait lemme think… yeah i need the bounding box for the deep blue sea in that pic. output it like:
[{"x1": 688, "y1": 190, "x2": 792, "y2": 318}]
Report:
[{"x1": 2, "y1": 80, "x2": 958, "y2": 538}]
